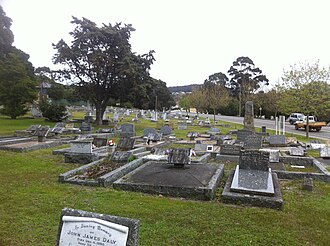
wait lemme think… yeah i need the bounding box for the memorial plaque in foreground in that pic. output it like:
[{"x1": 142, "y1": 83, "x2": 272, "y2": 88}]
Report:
[{"x1": 57, "y1": 208, "x2": 139, "y2": 246}]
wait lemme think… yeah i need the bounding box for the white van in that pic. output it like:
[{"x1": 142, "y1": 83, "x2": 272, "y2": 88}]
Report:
[{"x1": 288, "y1": 113, "x2": 304, "y2": 125}]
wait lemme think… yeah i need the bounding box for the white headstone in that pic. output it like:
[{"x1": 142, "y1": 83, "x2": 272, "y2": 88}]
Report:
[{"x1": 59, "y1": 216, "x2": 128, "y2": 246}]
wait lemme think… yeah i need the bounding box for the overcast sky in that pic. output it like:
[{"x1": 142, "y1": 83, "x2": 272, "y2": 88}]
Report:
[{"x1": 2, "y1": 0, "x2": 330, "y2": 87}]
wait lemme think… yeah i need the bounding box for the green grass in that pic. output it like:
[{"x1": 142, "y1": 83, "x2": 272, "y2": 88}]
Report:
[
  {"x1": 0, "y1": 114, "x2": 329, "y2": 245},
  {"x1": 0, "y1": 148, "x2": 329, "y2": 245}
]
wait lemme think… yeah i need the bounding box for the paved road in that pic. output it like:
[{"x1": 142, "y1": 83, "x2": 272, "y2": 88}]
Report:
[{"x1": 199, "y1": 114, "x2": 330, "y2": 141}]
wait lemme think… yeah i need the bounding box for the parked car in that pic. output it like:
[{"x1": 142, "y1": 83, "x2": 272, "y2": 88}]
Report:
[{"x1": 288, "y1": 113, "x2": 304, "y2": 125}]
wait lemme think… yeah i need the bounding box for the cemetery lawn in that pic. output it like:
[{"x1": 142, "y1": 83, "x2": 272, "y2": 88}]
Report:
[
  {"x1": 0, "y1": 115, "x2": 329, "y2": 245},
  {"x1": 0, "y1": 147, "x2": 329, "y2": 245}
]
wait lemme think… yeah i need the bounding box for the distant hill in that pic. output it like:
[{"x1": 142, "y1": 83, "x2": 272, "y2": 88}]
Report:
[{"x1": 168, "y1": 84, "x2": 201, "y2": 93}]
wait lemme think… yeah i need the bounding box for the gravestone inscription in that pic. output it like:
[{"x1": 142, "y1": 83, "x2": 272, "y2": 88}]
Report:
[
  {"x1": 57, "y1": 208, "x2": 139, "y2": 246},
  {"x1": 243, "y1": 134, "x2": 262, "y2": 150},
  {"x1": 236, "y1": 129, "x2": 253, "y2": 142},
  {"x1": 220, "y1": 144, "x2": 242, "y2": 155},
  {"x1": 168, "y1": 148, "x2": 191, "y2": 166},
  {"x1": 239, "y1": 150, "x2": 269, "y2": 171}
]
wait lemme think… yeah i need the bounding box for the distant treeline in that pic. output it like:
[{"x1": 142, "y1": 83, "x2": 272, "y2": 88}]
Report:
[{"x1": 168, "y1": 84, "x2": 201, "y2": 93}]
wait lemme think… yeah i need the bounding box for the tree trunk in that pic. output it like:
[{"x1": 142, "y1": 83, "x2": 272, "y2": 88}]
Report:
[
  {"x1": 213, "y1": 108, "x2": 216, "y2": 125},
  {"x1": 95, "y1": 104, "x2": 106, "y2": 126},
  {"x1": 306, "y1": 114, "x2": 309, "y2": 139}
]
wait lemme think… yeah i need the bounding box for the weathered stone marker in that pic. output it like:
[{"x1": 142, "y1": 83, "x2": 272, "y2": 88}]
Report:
[{"x1": 243, "y1": 101, "x2": 255, "y2": 132}]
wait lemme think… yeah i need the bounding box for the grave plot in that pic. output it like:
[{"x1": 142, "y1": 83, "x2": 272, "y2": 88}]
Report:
[
  {"x1": 0, "y1": 136, "x2": 34, "y2": 146},
  {"x1": 221, "y1": 149, "x2": 283, "y2": 209},
  {"x1": 59, "y1": 148, "x2": 147, "y2": 187},
  {"x1": 0, "y1": 131, "x2": 70, "y2": 152},
  {"x1": 113, "y1": 148, "x2": 224, "y2": 201}
]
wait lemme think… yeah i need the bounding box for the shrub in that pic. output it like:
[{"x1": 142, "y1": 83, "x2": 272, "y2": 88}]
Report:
[{"x1": 39, "y1": 101, "x2": 68, "y2": 122}]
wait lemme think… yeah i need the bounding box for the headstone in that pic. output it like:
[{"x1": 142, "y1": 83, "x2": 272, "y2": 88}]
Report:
[
  {"x1": 243, "y1": 101, "x2": 255, "y2": 131},
  {"x1": 320, "y1": 147, "x2": 330, "y2": 158},
  {"x1": 111, "y1": 151, "x2": 133, "y2": 163},
  {"x1": 220, "y1": 144, "x2": 242, "y2": 156},
  {"x1": 167, "y1": 148, "x2": 191, "y2": 166},
  {"x1": 35, "y1": 126, "x2": 50, "y2": 142},
  {"x1": 269, "y1": 135, "x2": 286, "y2": 146},
  {"x1": 143, "y1": 128, "x2": 157, "y2": 137},
  {"x1": 302, "y1": 177, "x2": 313, "y2": 191},
  {"x1": 80, "y1": 122, "x2": 92, "y2": 132},
  {"x1": 290, "y1": 147, "x2": 305, "y2": 156},
  {"x1": 84, "y1": 115, "x2": 94, "y2": 123},
  {"x1": 243, "y1": 134, "x2": 262, "y2": 150},
  {"x1": 261, "y1": 126, "x2": 267, "y2": 133},
  {"x1": 116, "y1": 137, "x2": 135, "y2": 151},
  {"x1": 57, "y1": 208, "x2": 139, "y2": 246},
  {"x1": 71, "y1": 139, "x2": 93, "y2": 154},
  {"x1": 120, "y1": 123, "x2": 135, "y2": 138},
  {"x1": 187, "y1": 132, "x2": 199, "y2": 139},
  {"x1": 113, "y1": 112, "x2": 119, "y2": 122},
  {"x1": 160, "y1": 125, "x2": 172, "y2": 136},
  {"x1": 207, "y1": 127, "x2": 220, "y2": 135},
  {"x1": 147, "y1": 132, "x2": 162, "y2": 142},
  {"x1": 239, "y1": 150, "x2": 269, "y2": 171},
  {"x1": 178, "y1": 123, "x2": 187, "y2": 130},
  {"x1": 260, "y1": 149, "x2": 280, "y2": 162},
  {"x1": 236, "y1": 129, "x2": 253, "y2": 142},
  {"x1": 27, "y1": 124, "x2": 41, "y2": 134},
  {"x1": 93, "y1": 137, "x2": 108, "y2": 147}
]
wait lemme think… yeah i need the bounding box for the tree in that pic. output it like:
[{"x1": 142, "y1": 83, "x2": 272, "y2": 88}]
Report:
[
  {"x1": 228, "y1": 56, "x2": 269, "y2": 116},
  {"x1": 53, "y1": 17, "x2": 154, "y2": 125},
  {"x1": 0, "y1": 49, "x2": 37, "y2": 118},
  {"x1": 0, "y1": 5, "x2": 14, "y2": 56},
  {"x1": 280, "y1": 61, "x2": 330, "y2": 138},
  {"x1": 203, "y1": 73, "x2": 230, "y2": 122}
]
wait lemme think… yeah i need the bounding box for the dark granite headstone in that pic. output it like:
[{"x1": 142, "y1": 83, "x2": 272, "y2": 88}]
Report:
[
  {"x1": 80, "y1": 122, "x2": 92, "y2": 132},
  {"x1": 261, "y1": 126, "x2": 267, "y2": 133},
  {"x1": 57, "y1": 208, "x2": 139, "y2": 246},
  {"x1": 220, "y1": 144, "x2": 242, "y2": 155},
  {"x1": 168, "y1": 148, "x2": 191, "y2": 166},
  {"x1": 243, "y1": 101, "x2": 255, "y2": 131},
  {"x1": 93, "y1": 137, "x2": 108, "y2": 147},
  {"x1": 111, "y1": 151, "x2": 133, "y2": 162},
  {"x1": 237, "y1": 129, "x2": 253, "y2": 142},
  {"x1": 120, "y1": 123, "x2": 135, "y2": 137},
  {"x1": 117, "y1": 137, "x2": 135, "y2": 151},
  {"x1": 160, "y1": 125, "x2": 172, "y2": 136},
  {"x1": 243, "y1": 134, "x2": 262, "y2": 150},
  {"x1": 121, "y1": 123, "x2": 135, "y2": 133},
  {"x1": 230, "y1": 166, "x2": 274, "y2": 196},
  {"x1": 269, "y1": 135, "x2": 286, "y2": 146},
  {"x1": 239, "y1": 150, "x2": 269, "y2": 171}
]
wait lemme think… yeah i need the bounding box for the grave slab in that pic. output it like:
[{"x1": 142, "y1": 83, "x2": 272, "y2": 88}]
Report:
[{"x1": 113, "y1": 161, "x2": 225, "y2": 200}]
